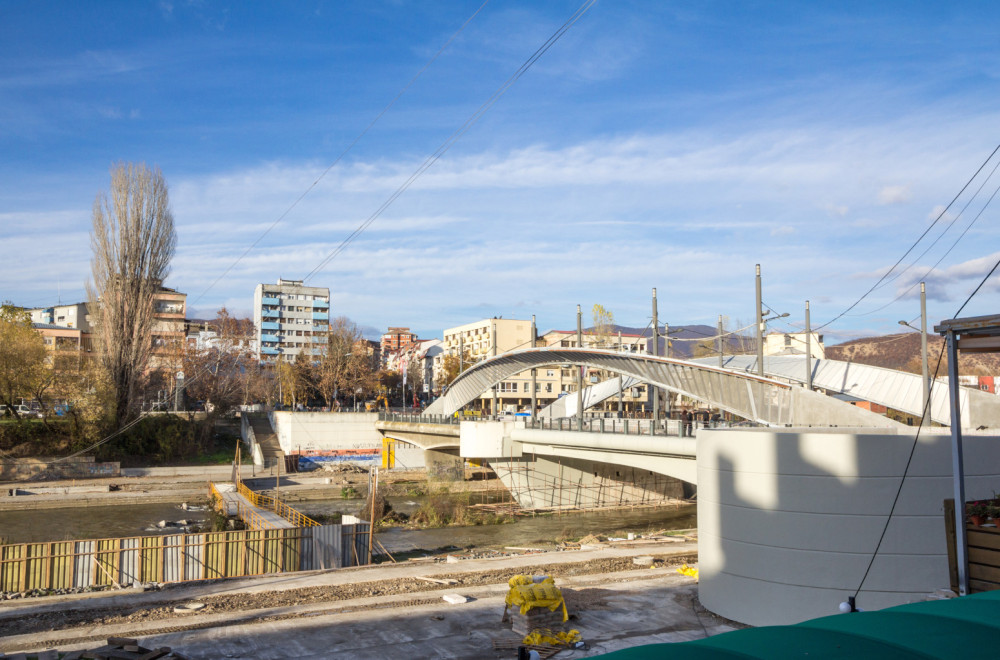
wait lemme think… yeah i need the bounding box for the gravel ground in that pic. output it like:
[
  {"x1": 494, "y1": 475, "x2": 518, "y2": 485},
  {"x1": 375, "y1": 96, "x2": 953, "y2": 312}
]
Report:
[{"x1": 0, "y1": 553, "x2": 696, "y2": 640}]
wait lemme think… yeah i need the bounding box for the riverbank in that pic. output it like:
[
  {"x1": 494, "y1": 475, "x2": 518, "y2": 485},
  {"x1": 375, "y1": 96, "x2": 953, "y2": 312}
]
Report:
[{"x1": 0, "y1": 538, "x2": 727, "y2": 659}]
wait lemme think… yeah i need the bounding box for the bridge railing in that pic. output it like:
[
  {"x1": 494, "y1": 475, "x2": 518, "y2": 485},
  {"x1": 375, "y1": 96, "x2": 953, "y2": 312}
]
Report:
[
  {"x1": 235, "y1": 478, "x2": 320, "y2": 528},
  {"x1": 378, "y1": 411, "x2": 460, "y2": 425}
]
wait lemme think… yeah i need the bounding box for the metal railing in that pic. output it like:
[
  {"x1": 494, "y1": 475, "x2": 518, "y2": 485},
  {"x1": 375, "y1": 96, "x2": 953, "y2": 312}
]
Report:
[
  {"x1": 377, "y1": 411, "x2": 460, "y2": 425},
  {"x1": 235, "y1": 478, "x2": 319, "y2": 528}
]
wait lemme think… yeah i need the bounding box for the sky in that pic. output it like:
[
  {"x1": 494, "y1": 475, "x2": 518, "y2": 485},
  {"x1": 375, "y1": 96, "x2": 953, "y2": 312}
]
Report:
[{"x1": 4, "y1": 1, "x2": 1000, "y2": 343}]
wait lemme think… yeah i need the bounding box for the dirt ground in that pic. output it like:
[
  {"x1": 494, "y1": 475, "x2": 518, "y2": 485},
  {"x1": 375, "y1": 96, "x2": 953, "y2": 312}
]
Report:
[{"x1": 0, "y1": 553, "x2": 696, "y2": 640}]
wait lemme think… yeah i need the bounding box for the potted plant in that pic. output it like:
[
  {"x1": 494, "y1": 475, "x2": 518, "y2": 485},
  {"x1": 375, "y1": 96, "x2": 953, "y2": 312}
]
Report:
[
  {"x1": 967, "y1": 500, "x2": 989, "y2": 526},
  {"x1": 987, "y1": 500, "x2": 1000, "y2": 528}
]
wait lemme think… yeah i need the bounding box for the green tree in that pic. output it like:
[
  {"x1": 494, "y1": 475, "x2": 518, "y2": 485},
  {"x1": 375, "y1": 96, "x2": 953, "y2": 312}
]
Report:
[
  {"x1": 0, "y1": 304, "x2": 48, "y2": 419},
  {"x1": 592, "y1": 304, "x2": 615, "y2": 347}
]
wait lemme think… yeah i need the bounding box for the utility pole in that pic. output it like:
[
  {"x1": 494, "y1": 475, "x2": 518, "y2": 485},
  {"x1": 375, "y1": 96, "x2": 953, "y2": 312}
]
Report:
[
  {"x1": 577, "y1": 305, "x2": 584, "y2": 430},
  {"x1": 531, "y1": 315, "x2": 537, "y2": 423},
  {"x1": 651, "y1": 288, "x2": 660, "y2": 422},
  {"x1": 491, "y1": 320, "x2": 498, "y2": 418},
  {"x1": 755, "y1": 264, "x2": 764, "y2": 377},
  {"x1": 921, "y1": 283, "x2": 929, "y2": 419},
  {"x1": 717, "y1": 315, "x2": 724, "y2": 368},
  {"x1": 618, "y1": 330, "x2": 624, "y2": 417},
  {"x1": 805, "y1": 301, "x2": 812, "y2": 391}
]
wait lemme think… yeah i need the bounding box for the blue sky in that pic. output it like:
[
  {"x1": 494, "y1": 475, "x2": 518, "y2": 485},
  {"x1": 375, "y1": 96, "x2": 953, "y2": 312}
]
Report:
[{"x1": 4, "y1": 1, "x2": 1000, "y2": 343}]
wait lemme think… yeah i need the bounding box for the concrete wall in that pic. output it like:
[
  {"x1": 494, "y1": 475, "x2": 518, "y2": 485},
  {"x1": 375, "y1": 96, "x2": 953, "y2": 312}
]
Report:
[
  {"x1": 0, "y1": 457, "x2": 120, "y2": 481},
  {"x1": 271, "y1": 412, "x2": 381, "y2": 467},
  {"x1": 697, "y1": 427, "x2": 1000, "y2": 626}
]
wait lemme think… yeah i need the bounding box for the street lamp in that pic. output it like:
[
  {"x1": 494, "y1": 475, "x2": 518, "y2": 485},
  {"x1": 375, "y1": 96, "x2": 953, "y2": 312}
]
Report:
[{"x1": 899, "y1": 319, "x2": 930, "y2": 418}]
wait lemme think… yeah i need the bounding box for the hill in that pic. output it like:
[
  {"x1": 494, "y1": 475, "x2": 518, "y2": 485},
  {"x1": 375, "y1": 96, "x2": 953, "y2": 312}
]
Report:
[{"x1": 826, "y1": 333, "x2": 1000, "y2": 375}]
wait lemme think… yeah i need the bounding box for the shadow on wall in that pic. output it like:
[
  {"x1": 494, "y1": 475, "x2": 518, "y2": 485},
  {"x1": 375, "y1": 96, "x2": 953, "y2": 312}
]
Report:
[{"x1": 697, "y1": 427, "x2": 1000, "y2": 626}]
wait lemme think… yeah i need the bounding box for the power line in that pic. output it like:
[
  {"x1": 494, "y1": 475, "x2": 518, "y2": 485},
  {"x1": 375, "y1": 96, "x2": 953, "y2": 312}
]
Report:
[
  {"x1": 855, "y1": 175, "x2": 1000, "y2": 316},
  {"x1": 187, "y1": 0, "x2": 493, "y2": 309},
  {"x1": 302, "y1": 0, "x2": 597, "y2": 283},
  {"x1": 815, "y1": 142, "x2": 1000, "y2": 332}
]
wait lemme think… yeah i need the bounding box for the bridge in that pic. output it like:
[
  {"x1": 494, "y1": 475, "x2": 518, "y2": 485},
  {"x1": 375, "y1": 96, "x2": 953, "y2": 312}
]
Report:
[
  {"x1": 424, "y1": 347, "x2": 901, "y2": 428},
  {"x1": 691, "y1": 354, "x2": 1000, "y2": 429}
]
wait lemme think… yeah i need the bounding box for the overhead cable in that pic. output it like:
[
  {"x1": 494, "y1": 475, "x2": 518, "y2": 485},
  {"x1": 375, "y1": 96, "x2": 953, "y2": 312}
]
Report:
[
  {"x1": 302, "y1": 0, "x2": 597, "y2": 283},
  {"x1": 188, "y1": 0, "x2": 493, "y2": 308}
]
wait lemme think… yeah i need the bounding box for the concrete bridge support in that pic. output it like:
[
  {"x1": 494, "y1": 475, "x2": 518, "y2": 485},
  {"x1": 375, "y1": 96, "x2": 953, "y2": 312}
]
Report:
[{"x1": 460, "y1": 421, "x2": 694, "y2": 509}]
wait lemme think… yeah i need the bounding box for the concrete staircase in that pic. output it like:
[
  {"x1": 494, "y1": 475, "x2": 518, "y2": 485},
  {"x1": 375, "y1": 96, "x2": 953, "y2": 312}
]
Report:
[{"x1": 249, "y1": 414, "x2": 285, "y2": 473}]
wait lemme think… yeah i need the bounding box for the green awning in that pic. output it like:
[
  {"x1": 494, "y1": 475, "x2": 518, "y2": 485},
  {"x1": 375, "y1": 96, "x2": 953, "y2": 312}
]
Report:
[{"x1": 596, "y1": 590, "x2": 1000, "y2": 659}]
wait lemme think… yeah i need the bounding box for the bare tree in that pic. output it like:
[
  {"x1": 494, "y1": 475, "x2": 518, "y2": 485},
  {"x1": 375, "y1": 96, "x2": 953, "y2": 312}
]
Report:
[
  {"x1": 183, "y1": 308, "x2": 258, "y2": 416},
  {"x1": 88, "y1": 163, "x2": 177, "y2": 427}
]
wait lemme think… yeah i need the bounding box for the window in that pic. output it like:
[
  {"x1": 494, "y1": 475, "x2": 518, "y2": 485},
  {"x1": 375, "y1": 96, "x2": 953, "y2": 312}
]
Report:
[
  {"x1": 784, "y1": 335, "x2": 792, "y2": 347},
  {"x1": 523, "y1": 382, "x2": 529, "y2": 392},
  {"x1": 546, "y1": 370, "x2": 555, "y2": 377},
  {"x1": 545, "y1": 383, "x2": 552, "y2": 393}
]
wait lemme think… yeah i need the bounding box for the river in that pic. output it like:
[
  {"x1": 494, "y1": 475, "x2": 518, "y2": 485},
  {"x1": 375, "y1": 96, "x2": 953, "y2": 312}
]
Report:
[{"x1": 0, "y1": 496, "x2": 696, "y2": 551}]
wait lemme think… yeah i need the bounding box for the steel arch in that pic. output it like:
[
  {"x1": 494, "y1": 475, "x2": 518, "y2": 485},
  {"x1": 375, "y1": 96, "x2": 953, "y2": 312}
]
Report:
[{"x1": 422, "y1": 348, "x2": 899, "y2": 428}]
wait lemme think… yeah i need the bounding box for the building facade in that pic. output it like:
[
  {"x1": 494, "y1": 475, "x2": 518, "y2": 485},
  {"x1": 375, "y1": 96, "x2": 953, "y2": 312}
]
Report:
[
  {"x1": 380, "y1": 327, "x2": 418, "y2": 364},
  {"x1": 763, "y1": 331, "x2": 825, "y2": 359},
  {"x1": 253, "y1": 278, "x2": 330, "y2": 361}
]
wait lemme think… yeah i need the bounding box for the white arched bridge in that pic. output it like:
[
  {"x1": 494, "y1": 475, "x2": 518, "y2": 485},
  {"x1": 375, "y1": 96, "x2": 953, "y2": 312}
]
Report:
[{"x1": 423, "y1": 348, "x2": 901, "y2": 428}]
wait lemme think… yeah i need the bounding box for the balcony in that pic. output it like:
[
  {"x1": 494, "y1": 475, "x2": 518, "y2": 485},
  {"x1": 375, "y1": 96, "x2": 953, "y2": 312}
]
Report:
[
  {"x1": 261, "y1": 346, "x2": 281, "y2": 355},
  {"x1": 262, "y1": 308, "x2": 280, "y2": 318},
  {"x1": 261, "y1": 334, "x2": 282, "y2": 343},
  {"x1": 312, "y1": 299, "x2": 329, "y2": 309},
  {"x1": 261, "y1": 321, "x2": 280, "y2": 331},
  {"x1": 312, "y1": 325, "x2": 328, "y2": 333},
  {"x1": 261, "y1": 296, "x2": 280, "y2": 305},
  {"x1": 312, "y1": 312, "x2": 329, "y2": 321}
]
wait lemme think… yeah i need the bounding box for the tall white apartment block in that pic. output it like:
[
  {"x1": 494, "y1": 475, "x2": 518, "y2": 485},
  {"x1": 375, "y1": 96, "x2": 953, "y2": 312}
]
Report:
[{"x1": 253, "y1": 278, "x2": 330, "y2": 361}]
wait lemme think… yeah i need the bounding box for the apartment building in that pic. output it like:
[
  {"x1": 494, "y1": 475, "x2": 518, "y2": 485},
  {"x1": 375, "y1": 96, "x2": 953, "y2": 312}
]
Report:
[
  {"x1": 381, "y1": 327, "x2": 418, "y2": 364},
  {"x1": 253, "y1": 278, "x2": 330, "y2": 361},
  {"x1": 29, "y1": 302, "x2": 93, "y2": 334},
  {"x1": 150, "y1": 286, "x2": 187, "y2": 370}
]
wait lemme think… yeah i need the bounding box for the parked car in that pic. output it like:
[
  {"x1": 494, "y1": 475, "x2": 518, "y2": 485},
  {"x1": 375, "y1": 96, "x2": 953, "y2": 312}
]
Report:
[{"x1": 13, "y1": 404, "x2": 42, "y2": 418}]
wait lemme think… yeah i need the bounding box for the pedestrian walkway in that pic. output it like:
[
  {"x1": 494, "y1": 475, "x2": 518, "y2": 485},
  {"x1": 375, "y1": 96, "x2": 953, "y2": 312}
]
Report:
[{"x1": 211, "y1": 482, "x2": 296, "y2": 530}]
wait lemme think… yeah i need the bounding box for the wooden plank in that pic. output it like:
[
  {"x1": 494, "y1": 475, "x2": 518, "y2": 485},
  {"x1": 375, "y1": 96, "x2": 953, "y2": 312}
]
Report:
[
  {"x1": 967, "y1": 546, "x2": 1000, "y2": 567},
  {"x1": 967, "y1": 528, "x2": 1000, "y2": 551},
  {"x1": 970, "y1": 578, "x2": 1000, "y2": 593},
  {"x1": 968, "y1": 561, "x2": 1000, "y2": 584},
  {"x1": 944, "y1": 499, "x2": 958, "y2": 593}
]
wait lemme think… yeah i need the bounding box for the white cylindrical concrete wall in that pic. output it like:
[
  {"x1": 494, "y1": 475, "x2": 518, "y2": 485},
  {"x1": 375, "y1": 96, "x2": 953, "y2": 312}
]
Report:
[{"x1": 698, "y1": 427, "x2": 1000, "y2": 626}]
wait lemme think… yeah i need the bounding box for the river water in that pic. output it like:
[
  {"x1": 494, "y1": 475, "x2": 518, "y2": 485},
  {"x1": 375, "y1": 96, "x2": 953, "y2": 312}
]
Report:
[
  {"x1": 0, "y1": 496, "x2": 696, "y2": 551},
  {"x1": 0, "y1": 502, "x2": 213, "y2": 544}
]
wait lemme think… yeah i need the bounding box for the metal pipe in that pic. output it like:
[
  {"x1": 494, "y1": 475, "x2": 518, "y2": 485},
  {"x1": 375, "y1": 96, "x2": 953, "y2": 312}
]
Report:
[
  {"x1": 805, "y1": 301, "x2": 812, "y2": 391},
  {"x1": 921, "y1": 283, "x2": 929, "y2": 419},
  {"x1": 531, "y1": 314, "x2": 537, "y2": 423},
  {"x1": 946, "y1": 329, "x2": 968, "y2": 595},
  {"x1": 652, "y1": 288, "x2": 660, "y2": 422}
]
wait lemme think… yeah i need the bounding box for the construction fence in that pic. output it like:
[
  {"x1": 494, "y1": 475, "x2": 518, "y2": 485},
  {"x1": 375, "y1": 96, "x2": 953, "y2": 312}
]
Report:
[{"x1": 0, "y1": 518, "x2": 370, "y2": 593}]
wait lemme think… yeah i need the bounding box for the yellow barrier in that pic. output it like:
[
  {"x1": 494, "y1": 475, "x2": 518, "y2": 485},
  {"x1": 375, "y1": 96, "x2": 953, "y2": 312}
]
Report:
[{"x1": 234, "y1": 477, "x2": 320, "y2": 528}]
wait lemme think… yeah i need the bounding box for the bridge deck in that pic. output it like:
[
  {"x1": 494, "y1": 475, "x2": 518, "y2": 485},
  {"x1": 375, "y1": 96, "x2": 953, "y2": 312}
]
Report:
[{"x1": 213, "y1": 482, "x2": 295, "y2": 529}]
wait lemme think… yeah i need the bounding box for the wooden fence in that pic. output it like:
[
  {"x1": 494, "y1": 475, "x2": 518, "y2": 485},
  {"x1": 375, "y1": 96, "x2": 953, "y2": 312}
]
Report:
[
  {"x1": 945, "y1": 498, "x2": 1000, "y2": 593},
  {"x1": 0, "y1": 519, "x2": 369, "y2": 593}
]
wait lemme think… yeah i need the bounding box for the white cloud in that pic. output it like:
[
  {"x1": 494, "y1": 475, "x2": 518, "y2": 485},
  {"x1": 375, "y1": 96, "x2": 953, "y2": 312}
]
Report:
[{"x1": 878, "y1": 185, "x2": 911, "y2": 205}]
